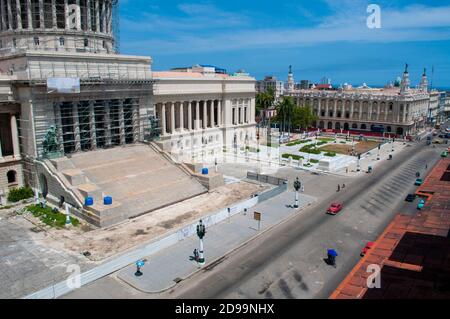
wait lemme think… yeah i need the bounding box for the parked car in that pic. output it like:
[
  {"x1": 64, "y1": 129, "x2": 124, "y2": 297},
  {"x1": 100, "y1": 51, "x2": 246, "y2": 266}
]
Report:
[
  {"x1": 327, "y1": 203, "x2": 343, "y2": 215},
  {"x1": 441, "y1": 151, "x2": 448, "y2": 158},
  {"x1": 361, "y1": 242, "x2": 375, "y2": 257},
  {"x1": 415, "y1": 178, "x2": 424, "y2": 186},
  {"x1": 417, "y1": 199, "x2": 426, "y2": 210},
  {"x1": 405, "y1": 194, "x2": 416, "y2": 202}
]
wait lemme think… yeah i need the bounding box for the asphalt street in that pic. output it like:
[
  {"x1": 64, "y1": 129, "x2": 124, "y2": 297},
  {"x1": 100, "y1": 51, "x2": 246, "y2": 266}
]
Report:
[{"x1": 166, "y1": 138, "x2": 445, "y2": 299}]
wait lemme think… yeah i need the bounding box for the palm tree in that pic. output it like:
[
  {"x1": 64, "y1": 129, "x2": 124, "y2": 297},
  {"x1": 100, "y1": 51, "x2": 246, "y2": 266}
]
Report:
[
  {"x1": 275, "y1": 96, "x2": 296, "y2": 137},
  {"x1": 256, "y1": 87, "x2": 275, "y2": 127}
]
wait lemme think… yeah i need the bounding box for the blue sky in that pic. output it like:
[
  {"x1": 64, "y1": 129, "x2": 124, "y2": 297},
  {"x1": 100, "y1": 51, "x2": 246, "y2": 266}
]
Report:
[{"x1": 119, "y1": 0, "x2": 450, "y2": 88}]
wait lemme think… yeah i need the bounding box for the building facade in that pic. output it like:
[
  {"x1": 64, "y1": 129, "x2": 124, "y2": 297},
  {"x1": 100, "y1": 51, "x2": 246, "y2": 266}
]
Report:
[
  {"x1": 0, "y1": 1, "x2": 256, "y2": 205},
  {"x1": 256, "y1": 75, "x2": 284, "y2": 100},
  {"x1": 286, "y1": 66, "x2": 435, "y2": 136}
]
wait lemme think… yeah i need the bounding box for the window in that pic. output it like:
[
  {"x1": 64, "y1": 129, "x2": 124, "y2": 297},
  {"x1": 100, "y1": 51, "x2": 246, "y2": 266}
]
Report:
[
  {"x1": 12, "y1": 38, "x2": 17, "y2": 47},
  {"x1": 84, "y1": 38, "x2": 89, "y2": 47},
  {"x1": 7, "y1": 171, "x2": 17, "y2": 184},
  {"x1": 59, "y1": 37, "x2": 65, "y2": 46},
  {"x1": 34, "y1": 37, "x2": 39, "y2": 45},
  {"x1": 102, "y1": 40, "x2": 106, "y2": 49}
]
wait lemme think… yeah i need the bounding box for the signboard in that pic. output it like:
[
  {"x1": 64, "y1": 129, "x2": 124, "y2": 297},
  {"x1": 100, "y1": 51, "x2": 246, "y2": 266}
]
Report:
[
  {"x1": 254, "y1": 212, "x2": 261, "y2": 221},
  {"x1": 47, "y1": 77, "x2": 80, "y2": 94}
]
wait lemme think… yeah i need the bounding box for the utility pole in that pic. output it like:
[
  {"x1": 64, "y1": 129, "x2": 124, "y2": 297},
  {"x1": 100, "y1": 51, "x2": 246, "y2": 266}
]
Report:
[
  {"x1": 65, "y1": 202, "x2": 72, "y2": 227},
  {"x1": 293, "y1": 177, "x2": 301, "y2": 208},
  {"x1": 196, "y1": 220, "x2": 206, "y2": 266}
]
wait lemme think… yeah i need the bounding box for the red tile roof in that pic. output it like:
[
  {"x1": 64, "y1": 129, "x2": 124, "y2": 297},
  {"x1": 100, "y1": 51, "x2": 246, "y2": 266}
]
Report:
[{"x1": 330, "y1": 158, "x2": 450, "y2": 299}]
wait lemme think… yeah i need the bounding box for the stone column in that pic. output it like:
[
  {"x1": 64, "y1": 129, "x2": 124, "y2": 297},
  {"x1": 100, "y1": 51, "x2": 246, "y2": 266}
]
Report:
[
  {"x1": 195, "y1": 101, "x2": 200, "y2": 130},
  {"x1": 333, "y1": 100, "x2": 338, "y2": 119},
  {"x1": 170, "y1": 102, "x2": 175, "y2": 134},
  {"x1": 240, "y1": 106, "x2": 244, "y2": 124},
  {"x1": 89, "y1": 101, "x2": 97, "y2": 149},
  {"x1": 217, "y1": 100, "x2": 222, "y2": 127},
  {"x1": 105, "y1": 101, "x2": 111, "y2": 146},
  {"x1": 64, "y1": 0, "x2": 69, "y2": 30},
  {"x1": 86, "y1": 0, "x2": 91, "y2": 31},
  {"x1": 7, "y1": 0, "x2": 12, "y2": 30},
  {"x1": 210, "y1": 101, "x2": 214, "y2": 127},
  {"x1": 72, "y1": 103, "x2": 81, "y2": 152},
  {"x1": 350, "y1": 100, "x2": 355, "y2": 119},
  {"x1": 160, "y1": 103, "x2": 166, "y2": 136},
  {"x1": 16, "y1": 0, "x2": 22, "y2": 30},
  {"x1": 187, "y1": 101, "x2": 192, "y2": 131},
  {"x1": 0, "y1": 1, "x2": 5, "y2": 30},
  {"x1": 52, "y1": 0, "x2": 57, "y2": 28},
  {"x1": 95, "y1": 0, "x2": 99, "y2": 32},
  {"x1": 179, "y1": 102, "x2": 184, "y2": 132},
  {"x1": 101, "y1": 0, "x2": 105, "y2": 32},
  {"x1": 55, "y1": 105, "x2": 65, "y2": 153},
  {"x1": 203, "y1": 101, "x2": 208, "y2": 129},
  {"x1": 10, "y1": 114, "x2": 20, "y2": 157},
  {"x1": 39, "y1": 0, "x2": 44, "y2": 29},
  {"x1": 119, "y1": 100, "x2": 125, "y2": 145},
  {"x1": 27, "y1": 0, "x2": 33, "y2": 29}
]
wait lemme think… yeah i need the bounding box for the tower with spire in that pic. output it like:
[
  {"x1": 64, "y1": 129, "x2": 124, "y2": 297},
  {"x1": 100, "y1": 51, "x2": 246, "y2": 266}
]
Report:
[
  {"x1": 400, "y1": 63, "x2": 411, "y2": 95},
  {"x1": 419, "y1": 68, "x2": 428, "y2": 92},
  {"x1": 287, "y1": 65, "x2": 295, "y2": 93}
]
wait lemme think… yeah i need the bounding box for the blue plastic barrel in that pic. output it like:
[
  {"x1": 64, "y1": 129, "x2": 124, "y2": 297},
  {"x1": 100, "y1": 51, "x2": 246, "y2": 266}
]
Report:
[
  {"x1": 104, "y1": 196, "x2": 113, "y2": 205},
  {"x1": 202, "y1": 168, "x2": 209, "y2": 175},
  {"x1": 85, "y1": 197, "x2": 94, "y2": 206}
]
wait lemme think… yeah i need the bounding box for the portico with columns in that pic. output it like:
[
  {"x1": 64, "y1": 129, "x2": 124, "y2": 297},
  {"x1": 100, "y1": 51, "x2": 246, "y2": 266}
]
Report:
[{"x1": 152, "y1": 72, "x2": 257, "y2": 160}]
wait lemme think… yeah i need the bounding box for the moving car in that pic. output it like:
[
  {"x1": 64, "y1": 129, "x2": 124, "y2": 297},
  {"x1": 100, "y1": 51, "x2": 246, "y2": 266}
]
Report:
[
  {"x1": 327, "y1": 203, "x2": 343, "y2": 215},
  {"x1": 415, "y1": 178, "x2": 424, "y2": 186},
  {"x1": 405, "y1": 194, "x2": 416, "y2": 202},
  {"x1": 441, "y1": 151, "x2": 448, "y2": 158},
  {"x1": 417, "y1": 199, "x2": 426, "y2": 210},
  {"x1": 361, "y1": 242, "x2": 375, "y2": 257}
]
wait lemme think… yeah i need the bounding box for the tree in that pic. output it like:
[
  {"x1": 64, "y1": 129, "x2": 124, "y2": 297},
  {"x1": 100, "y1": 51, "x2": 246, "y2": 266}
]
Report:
[
  {"x1": 275, "y1": 96, "x2": 296, "y2": 135},
  {"x1": 275, "y1": 100, "x2": 318, "y2": 135},
  {"x1": 256, "y1": 87, "x2": 275, "y2": 126}
]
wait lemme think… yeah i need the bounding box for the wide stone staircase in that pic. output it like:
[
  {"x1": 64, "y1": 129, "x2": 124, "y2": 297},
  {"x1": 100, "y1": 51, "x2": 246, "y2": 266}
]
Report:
[{"x1": 48, "y1": 144, "x2": 207, "y2": 227}]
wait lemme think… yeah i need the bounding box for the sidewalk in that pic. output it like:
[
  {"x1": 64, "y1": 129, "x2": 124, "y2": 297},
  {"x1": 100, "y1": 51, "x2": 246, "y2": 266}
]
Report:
[{"x1": 117, "y1": 191, "x2": 315, "y2": 293}]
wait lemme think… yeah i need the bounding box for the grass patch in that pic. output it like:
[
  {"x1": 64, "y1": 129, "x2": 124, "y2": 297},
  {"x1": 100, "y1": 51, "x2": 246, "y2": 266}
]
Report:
[
  {"x1": 0, "y1": 205, "x2": 13, "y2": 210},
  {"x1": 286, "y1": 139, "x2": 311, "y2": 147},
  {"x1": 26, "y1": 204, "x2": 80, "y2": 228},
  {"x1": 318, "y1": 137, "x2": 335, "y2": 142},
  {"x1": 324, "y1": 152, "x2": 337, "y2": 157},
  {"x1": 299, "y1": 145, "x2": 322, "y2": 154},
  {"x1": 282, "y1": 154, "x2": 304, "y2": 161},
  {"x1": 309, "y1": 159, "x2": 320, "y2": 164},
  {"x1": 7, "y1": 186, "x2": 34, "y2": 203}
]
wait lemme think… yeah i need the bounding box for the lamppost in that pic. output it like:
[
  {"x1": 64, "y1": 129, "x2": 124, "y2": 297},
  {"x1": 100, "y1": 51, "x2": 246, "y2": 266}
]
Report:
[
  {"x1": 391, "y1": 137, "x2": 395, "y2": 152},
  {"x1": 293, "y1": 177, "x2": 301, "y2": 208},
  {"x1": 196, "y1": 220, "x2": 206, "y2": 266},
  {"x1": 377, "y1": 143, "x2": 381, "y2": 161}
]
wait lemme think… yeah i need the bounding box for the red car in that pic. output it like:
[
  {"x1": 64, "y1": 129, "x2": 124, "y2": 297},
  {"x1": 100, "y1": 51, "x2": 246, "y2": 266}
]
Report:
[
  {"x1": 361, "y1": 242, "x2": 375, "y2": 257},
  {"x1": 327, "y1": 203, "x2": 343, "y2": 215}
]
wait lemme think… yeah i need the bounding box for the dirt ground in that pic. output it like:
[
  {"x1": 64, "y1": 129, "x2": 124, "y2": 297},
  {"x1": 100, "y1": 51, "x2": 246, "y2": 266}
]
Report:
[
  {"x1": 19, "y1": 181, "x2": 268, "y2": 262},
  {"x1": 320, "y1": 140, "x2": 379, "y2": 155}
]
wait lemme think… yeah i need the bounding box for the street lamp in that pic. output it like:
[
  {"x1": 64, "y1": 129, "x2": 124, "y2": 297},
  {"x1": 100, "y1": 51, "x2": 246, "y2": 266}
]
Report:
[
  {"x1": 377, "y1": 143, "x2": 381, "y2": 161},
  {"x1": 196, "y1": 220, "x2": 206, "y2": 266},
  {"x1": 293, "y1": 177, "x2": 301, "y2": 208},
  {"x1": 391, "y1": 137, "x2": 395, "y2": 152},
  {"x1": 357, "y1": 154, "x2": 361, "y2": 172}
]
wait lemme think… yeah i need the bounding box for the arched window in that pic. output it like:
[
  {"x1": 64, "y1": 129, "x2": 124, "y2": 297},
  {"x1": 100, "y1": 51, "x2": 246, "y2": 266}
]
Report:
[
  {"x1": 361, "y1": 124, "x2": 367, "y2": 130},
  {"x1": 7, "y1": 170, "x2": 17, "y2": 184}
]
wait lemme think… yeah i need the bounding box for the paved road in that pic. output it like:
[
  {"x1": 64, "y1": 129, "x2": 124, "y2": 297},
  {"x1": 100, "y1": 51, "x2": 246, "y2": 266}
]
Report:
[
  {"x1": 165, "y1": 139, "x2": 444, "y2": 299},
  {"x1": 61, "y1": 138, "x2": 445, "y2": 299}
]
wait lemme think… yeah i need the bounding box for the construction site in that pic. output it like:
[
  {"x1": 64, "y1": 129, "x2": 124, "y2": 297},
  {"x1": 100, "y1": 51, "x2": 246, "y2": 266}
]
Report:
[{"x1": 0, "y1": 0, "x2": 257, "y2": 227}]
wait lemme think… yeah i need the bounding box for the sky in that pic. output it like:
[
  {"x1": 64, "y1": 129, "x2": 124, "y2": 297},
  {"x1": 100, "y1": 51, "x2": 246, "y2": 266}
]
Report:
[{"x1": 118, "y1": 0, "x2": 450, "y2": 88}]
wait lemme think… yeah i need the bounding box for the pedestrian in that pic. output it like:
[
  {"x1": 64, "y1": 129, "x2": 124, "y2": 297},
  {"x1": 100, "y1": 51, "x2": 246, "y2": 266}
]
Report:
[
  {"x1": 337, "y1": 185, "x2": 340, "y2": 192},
  {"x1": 342, "y1": 184, "x2": 346, "y2": 189}
]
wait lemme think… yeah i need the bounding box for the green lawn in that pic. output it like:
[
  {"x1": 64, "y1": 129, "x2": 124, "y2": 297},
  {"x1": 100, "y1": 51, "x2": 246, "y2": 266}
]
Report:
[
  {"x1": 282, "y1": 154, "x2": 304, "y2": 161},
  {"x1": 26, "y1": 204, "x2": 80, "y2": 228}
]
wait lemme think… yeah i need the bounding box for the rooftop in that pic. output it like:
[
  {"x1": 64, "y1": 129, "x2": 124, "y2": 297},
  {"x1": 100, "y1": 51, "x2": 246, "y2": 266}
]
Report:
[{"x1": 330, "y1": 158, "x2": 450, "y2": 299}]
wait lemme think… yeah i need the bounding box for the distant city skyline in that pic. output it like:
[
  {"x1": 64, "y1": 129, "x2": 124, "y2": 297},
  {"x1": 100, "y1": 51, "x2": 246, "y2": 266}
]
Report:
[{"x1": 119, "y1": 0, "x2": 450, "y2": 87}]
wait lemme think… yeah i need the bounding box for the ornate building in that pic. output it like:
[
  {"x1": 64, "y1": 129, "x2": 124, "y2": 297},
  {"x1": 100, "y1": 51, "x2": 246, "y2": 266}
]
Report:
[
  {"x1": 0, "y1": 0, "x2": 256, "y2": 223},
  {"x1": 286, "y1": 65, "x2": 434, "y2": 136}
]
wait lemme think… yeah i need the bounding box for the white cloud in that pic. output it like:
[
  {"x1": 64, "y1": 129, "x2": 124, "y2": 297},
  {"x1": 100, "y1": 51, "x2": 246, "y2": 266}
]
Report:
[{"x1": 122, "y1": 3, "x2": 450, "y2": 55}]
